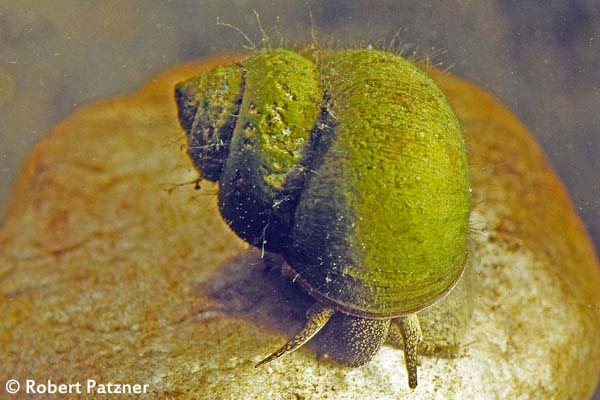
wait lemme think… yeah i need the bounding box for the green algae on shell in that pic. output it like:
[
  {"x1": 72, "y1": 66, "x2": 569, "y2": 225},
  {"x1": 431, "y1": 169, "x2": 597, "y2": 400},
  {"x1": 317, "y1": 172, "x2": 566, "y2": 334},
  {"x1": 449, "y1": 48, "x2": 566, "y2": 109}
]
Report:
[
  {"x1": 218, "y1": 49, "x2": 323, "y2": 251},
  {"x1": 175, "y1": 65, "x2": 243, "y2": 182},
  {"x1": 175, "y1": 49, "x2": 323, "y2": 252},
  {"x1": 175, "y1": 47, "x2": 470, "y2": 319},
  {"x1": 287, "y1": 50, "x2": 470, "y2": 317}
]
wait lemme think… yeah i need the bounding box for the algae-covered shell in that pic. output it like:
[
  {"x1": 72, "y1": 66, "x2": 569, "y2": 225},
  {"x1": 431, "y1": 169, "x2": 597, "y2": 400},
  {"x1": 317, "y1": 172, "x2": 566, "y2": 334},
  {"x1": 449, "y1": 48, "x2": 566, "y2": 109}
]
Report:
[
  {"x1": 174, "y1": 65, "x2": 243, "y2": 182},
  {"x1": 286, "y1": 50, "x2": 470, "y2": 317},
  {"x1": 176, "y1": 48, "x2": 470, "y2": 317},
  {"x1": 175, "y1": 48, "x2": 471, "y2": 388},
  {"x1": 176, "y1": 49, "x2": 323, "y2": 252},
  {"x1": 218, "y1": 50, "x2": 323, "y2": 252}
]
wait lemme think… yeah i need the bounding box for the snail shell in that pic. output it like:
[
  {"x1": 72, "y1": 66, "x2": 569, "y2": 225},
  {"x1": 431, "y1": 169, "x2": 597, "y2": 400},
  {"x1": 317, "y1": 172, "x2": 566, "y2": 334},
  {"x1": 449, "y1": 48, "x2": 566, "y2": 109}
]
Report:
[
  {"x1": 175, "y1": 48, "x2": 470, "y2": 388},
  {"x1": 288, "y1": 50, "x2": 470, "y2": 317}
]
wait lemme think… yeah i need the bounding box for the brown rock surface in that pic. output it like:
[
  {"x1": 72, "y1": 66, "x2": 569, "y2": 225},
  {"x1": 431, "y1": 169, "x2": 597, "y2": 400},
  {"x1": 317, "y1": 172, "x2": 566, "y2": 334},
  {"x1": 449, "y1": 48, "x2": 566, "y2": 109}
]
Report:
[{"x1": 1, "y1": 54, "x2": 599, "y2": 399}]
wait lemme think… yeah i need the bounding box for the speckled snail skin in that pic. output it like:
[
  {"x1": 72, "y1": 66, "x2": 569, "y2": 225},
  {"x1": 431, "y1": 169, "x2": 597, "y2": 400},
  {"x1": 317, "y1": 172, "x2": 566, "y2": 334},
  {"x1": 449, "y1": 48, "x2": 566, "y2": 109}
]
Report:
[{"x1": 174, "y1": 48, "x2": 470, "y2": 389}]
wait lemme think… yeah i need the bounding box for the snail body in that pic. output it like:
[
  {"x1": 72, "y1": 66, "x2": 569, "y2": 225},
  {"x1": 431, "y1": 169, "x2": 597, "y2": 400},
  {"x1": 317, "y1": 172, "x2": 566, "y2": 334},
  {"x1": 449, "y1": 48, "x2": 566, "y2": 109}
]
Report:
[{"x1": 175, "y1": 48, "x2": 470, "y2": 388}]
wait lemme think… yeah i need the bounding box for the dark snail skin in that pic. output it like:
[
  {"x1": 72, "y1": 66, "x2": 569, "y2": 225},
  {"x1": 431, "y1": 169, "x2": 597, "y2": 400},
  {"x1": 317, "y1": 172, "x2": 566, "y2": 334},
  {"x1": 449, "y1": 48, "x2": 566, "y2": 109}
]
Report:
[{"x1": 175, "y1": 48, "x2": 470, "y2": 389}]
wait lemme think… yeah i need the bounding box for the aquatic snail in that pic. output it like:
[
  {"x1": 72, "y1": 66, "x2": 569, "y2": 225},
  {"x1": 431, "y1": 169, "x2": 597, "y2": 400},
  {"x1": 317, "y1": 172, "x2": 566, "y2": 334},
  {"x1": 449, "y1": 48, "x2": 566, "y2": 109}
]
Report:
[{"x1": 174, "y1": 48, "x2": 470, "y2": 389}]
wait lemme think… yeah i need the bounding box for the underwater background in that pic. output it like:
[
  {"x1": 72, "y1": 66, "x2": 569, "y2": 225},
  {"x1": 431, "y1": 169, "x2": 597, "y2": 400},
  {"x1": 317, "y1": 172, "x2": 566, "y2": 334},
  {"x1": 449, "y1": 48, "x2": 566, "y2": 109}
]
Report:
[{"x1": 0, "y1": 1, "x2": 599, "y2": 398}]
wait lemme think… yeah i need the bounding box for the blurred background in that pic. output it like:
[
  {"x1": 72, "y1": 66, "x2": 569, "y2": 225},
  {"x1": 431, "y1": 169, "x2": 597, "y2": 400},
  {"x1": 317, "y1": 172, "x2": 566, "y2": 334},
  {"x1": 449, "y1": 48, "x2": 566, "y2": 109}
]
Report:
[{"x1": 0, "y1": 1, "x2": 598, "y2": 397}]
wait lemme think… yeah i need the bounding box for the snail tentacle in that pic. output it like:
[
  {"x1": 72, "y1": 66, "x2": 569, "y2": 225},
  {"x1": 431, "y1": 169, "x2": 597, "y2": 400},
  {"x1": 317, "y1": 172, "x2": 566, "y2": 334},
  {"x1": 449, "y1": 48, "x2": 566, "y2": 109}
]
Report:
[
  {"x1": 389, "y1": 314, "x2": 422, "y2": 389},
  {"x1": 255, "y1": 303, "x2": 334, "y2": 367}
]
